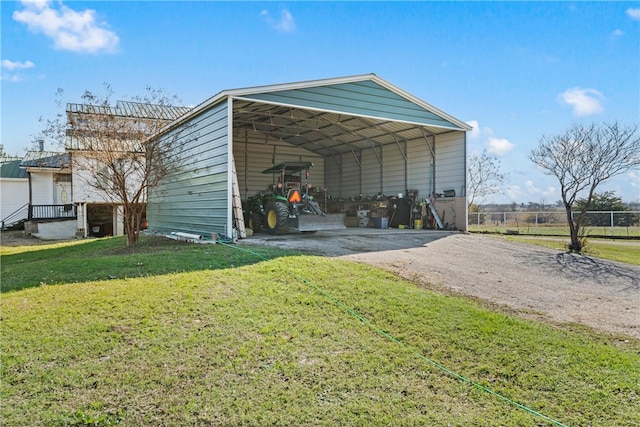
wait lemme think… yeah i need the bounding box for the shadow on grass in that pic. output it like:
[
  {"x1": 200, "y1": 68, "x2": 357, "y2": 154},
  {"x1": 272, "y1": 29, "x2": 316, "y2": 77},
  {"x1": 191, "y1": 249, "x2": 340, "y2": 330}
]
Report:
[{"x1": 1, "y1": 235, "x2": 302, "y2": 293}]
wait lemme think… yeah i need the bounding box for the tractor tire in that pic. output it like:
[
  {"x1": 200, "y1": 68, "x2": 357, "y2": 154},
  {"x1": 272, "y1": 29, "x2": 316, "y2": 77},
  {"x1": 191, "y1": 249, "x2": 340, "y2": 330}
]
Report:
[
  {"x1": 248, "y1": 212, "x2": 263, "y2": 233},
  {"x1": 264, "y1": 201, "x2": 290, "y2": 235}
]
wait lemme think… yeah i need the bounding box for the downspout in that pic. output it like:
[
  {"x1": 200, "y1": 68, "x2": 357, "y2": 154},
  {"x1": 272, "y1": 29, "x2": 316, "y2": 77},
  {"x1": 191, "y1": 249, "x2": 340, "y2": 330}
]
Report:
[{"x1": 27, "y1": 171, "x2": 33, "y2": 219}]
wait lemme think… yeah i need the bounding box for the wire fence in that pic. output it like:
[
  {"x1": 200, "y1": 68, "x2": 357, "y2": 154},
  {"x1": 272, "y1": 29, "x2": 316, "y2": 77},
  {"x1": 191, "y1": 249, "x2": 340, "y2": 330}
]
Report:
[{"x1": 468, "y1": 211, "x2": 640, "y2": 237}]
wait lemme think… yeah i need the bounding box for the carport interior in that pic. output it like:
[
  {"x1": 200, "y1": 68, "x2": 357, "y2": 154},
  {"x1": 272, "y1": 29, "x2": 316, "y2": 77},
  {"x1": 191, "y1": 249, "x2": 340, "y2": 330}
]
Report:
[
  {"x1": 231, "y1": 98, "x2": 462, "y2": 228},
  {"x1": 232, "y1": 99, "x2": 448, "y2": 194}
]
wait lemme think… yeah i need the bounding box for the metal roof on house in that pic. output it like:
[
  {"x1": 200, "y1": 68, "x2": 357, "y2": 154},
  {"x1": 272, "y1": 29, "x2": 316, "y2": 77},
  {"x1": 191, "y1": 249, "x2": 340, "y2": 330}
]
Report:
[
  {"x1": 0, "y1": 160, "x2": 28, "y2": 179},
  {"x1": 20, "y1": 151, "x2": 70, "y2": 169},
  {"x1": 66, "y1": 100, "x2": 191, "y2": 121},
  {"x1": 154, "y1": 74, "x2": 471, "y2": 158}
]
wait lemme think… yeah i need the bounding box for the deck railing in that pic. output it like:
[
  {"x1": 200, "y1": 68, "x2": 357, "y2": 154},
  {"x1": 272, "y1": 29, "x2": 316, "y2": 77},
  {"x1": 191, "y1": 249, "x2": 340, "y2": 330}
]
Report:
[{"x1": 29, "y1": 204, "x2": 77, "y2": 220}]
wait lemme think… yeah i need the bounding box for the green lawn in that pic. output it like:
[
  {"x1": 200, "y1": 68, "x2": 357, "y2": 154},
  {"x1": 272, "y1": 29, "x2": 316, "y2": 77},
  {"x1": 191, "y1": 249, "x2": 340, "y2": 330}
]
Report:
[
  {"x1": 1, "y1": 236, "x2": 638, "y2": 426},
  {"x1": 493, "y1": 235, "x2": 640, "y2": 266}
]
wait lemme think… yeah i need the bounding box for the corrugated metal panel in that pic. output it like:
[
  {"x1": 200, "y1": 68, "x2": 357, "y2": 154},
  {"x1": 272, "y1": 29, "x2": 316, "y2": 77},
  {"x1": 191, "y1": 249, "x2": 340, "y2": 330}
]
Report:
[
  {"x1": 240, "y1": 80, "x2": 460, "y2": 130},
  {"x1": 147, "y1": 101, "x2": 230, "y2": 237},
  {"x1": 406, "y1": 137, "x2": 433, "y2": 199},
  {"x1": 232, "y1": 129, "x2": 324, "y2": 199},
  {"x1": 20, "y1": 151, "x2": 70, "y2": 169},
  {"x1": 0, "y1": 160, "x2": 28, "y2": 179},
  {"x1": 66, "y1": 101, "x2": 190, "y2": 120},
  {"x1": 381, "y1": 143, "x2": 406, "y2": 196},
  {"x1": 434, "y1": 133, "x2": 466, "y2": 196},
  {"x1": 361, "y1": 147, "x2": 381, "y2": 195},
  {"x1": 339, "y1": 152, "x2": 361, "y2": 197},
  {"x1": 325, "y1": 155, "x2": 342, "y2": 199}
]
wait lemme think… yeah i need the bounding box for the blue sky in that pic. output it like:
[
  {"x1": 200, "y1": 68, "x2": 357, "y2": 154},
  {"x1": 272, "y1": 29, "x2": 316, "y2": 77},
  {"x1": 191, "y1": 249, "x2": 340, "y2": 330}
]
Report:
[{"x1": 2, "y1": 1, "x2": 639, "y2": 204}]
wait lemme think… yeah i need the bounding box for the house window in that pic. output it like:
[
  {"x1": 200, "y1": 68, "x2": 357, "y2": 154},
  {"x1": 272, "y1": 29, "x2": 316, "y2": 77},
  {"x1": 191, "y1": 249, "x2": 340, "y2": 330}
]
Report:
[{"x1": 54, "y1": 173, "x2": 72, "y2": 183}]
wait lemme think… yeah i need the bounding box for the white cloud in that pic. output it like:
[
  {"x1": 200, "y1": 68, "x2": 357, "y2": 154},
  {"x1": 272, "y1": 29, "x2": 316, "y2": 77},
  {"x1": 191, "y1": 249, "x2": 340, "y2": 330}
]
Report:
[
  {"x1": 558, "y1": 87, "x2": 604, "y2": 117},
  {"x1": 261, "y1": 9, "x2": 296, "y2": 33},
  {"x1": 626, "y1": 8, "x2": 640, "y2": 21},
  {"x1": 486, "y1": 137, "x2": 514, "y2": 155},
  {"x1": 466, "y1": 120, "x2": 480, "y2": 139},
  {"x1": 1, "y1": 59, "x2": 35, "y2": 70},
  {"x1": 525, "y1": 180, "x2": 556, "y2": 197},
  {"x1": 628, "y1": 170, "x2": 640, "y2": 188},
  {"x1": 13, "y1": 0, "x2": 119, "y2": 53},
  {"x1": 1, "y1": 73, "x2": 23, "y2": 82},
  {"x1": 612, "y1": 29, "x2": 623, "y2": 37},
  {"x1": 1, "y1": 59, "x2": 36, "y2": 82},
  {"x1": 466, "y1": 120, "x2": 513, "y2": 155},
  {"x1": 506, "y1": 185, "x2": 523, "y2": 201}
]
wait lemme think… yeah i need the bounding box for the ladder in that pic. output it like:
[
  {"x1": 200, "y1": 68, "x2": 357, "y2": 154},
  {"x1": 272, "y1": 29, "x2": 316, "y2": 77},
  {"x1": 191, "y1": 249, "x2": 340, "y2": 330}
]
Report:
[{"x1": 230, "y1": 155, "x2": 246, "y2": 239}]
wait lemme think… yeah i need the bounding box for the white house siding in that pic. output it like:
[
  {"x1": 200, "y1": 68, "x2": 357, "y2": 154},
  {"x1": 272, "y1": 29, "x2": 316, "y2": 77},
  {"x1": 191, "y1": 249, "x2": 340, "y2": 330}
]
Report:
[
  {"x1": 148, "y1": 100, "x2": 231, "y2": 237},
  {"x1": 0, "y1": 179, "x2": 28, "y2": 220},
  {"x1": 30, "y1": 172, "x2": 55, "y2": 205},
  {"x1": 72, "y1": 157, "x2": 113, "y2": 203},
  {"x1": 232, "y1": 129, "x2": 324, "y2": 199}
]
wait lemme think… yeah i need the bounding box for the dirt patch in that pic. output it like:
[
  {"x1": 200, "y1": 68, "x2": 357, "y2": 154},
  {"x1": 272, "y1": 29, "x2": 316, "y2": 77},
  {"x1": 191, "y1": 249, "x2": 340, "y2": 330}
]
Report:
[
  {"x1": 244, "y1": 230, "x2": 640, "y2": 339},
  {"x1": 0, "y1": 230, "x2": 67, "y2": 247}
]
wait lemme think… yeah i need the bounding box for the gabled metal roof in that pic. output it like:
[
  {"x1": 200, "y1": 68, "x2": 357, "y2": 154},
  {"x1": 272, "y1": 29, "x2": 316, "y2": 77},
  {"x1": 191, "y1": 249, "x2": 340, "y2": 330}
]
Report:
[
  {"x1": 155, "y1": 74, "x2": 470, "y2": 157},
  {"x1": 66, "y1": 100, "x2": 191, "y2": 121},
  {"x1": 20, "y1": 151, "x2": 70, "y2": 169}
]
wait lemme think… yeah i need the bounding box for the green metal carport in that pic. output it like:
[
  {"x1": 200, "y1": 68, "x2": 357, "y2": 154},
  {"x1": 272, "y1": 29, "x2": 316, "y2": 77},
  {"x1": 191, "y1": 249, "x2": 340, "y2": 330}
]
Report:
[{"x1": 147, "y1": 74, "x2": 471, "y2": 239}]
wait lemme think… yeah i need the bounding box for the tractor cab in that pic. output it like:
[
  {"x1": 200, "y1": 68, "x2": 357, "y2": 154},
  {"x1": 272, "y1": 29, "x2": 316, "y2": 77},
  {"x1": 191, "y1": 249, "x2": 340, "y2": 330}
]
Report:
[{"x1": 244, "y1": 162, "x2": 345, "y2": 235}]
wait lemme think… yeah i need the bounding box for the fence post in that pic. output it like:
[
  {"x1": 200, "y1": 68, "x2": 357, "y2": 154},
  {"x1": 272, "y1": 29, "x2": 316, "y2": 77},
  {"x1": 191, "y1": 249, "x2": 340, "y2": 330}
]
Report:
[
  {"x1": 503, "y1": 212, "x2": 507, "y2": 233},
  {"x1": 611, "y1": 211, "x2": 614, "y2": 237}
]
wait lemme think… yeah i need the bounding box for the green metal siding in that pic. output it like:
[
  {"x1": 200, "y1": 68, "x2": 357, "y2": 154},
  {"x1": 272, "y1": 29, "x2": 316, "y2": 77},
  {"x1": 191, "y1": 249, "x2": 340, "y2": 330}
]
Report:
[
  {"x1": 242, "y1": 80, "x2": 459, "y2": 129},
  {"x1": 147, "y1": 100, "x2": 230, "y2": 238}
]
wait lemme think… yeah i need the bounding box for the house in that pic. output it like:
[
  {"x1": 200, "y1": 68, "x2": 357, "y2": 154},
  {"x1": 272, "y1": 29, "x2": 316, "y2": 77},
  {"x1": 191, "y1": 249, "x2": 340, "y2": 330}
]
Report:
[
  {"x1": 147, "y1": 74, "x2": 471, "y2": 239},
  {"x1": 0, "y1": 148, "x2": 76, "y2": 238},
  {"x1": 65, "y1": 100, "x2": 192, "y2": 238},
  {"x1": 19, "y1": 150, "x2": 76, "y2": 238},
  {"x1": 0, "y1": 157, "x2": 28, "y2": 229}
]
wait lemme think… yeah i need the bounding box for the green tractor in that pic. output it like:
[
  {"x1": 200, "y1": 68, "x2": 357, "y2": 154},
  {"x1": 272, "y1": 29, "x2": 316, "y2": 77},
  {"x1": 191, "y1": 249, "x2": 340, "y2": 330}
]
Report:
[{"x1": 244, "y1": 162, "x2": 346, "y2": 235}]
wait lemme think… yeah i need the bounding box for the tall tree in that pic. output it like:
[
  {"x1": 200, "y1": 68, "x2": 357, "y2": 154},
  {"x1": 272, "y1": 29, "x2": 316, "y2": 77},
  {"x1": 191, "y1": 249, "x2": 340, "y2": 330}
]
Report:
[
  {"x1": 467, "y1": 150, "x2": 506, "y2": 208},
  {"x1": 530, "y1": 122, "x2": 640, "y2": 251},
  {"x1": 38, "y1": 85, "x2": 192, "y2": 246}
]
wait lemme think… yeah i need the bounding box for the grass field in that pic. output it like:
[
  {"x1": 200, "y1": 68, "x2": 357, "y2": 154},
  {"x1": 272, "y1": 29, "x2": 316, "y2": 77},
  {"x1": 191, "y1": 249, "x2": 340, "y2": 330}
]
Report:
[
  {"x1": 490, "y1": 235, "x2": 640, "y2": 266},
  {"x1": 2, "y1": 236, "x2": 639, "y2": 426},
  {"x1": 468, "y1": 224, "x2": 640, "y2": 238}
]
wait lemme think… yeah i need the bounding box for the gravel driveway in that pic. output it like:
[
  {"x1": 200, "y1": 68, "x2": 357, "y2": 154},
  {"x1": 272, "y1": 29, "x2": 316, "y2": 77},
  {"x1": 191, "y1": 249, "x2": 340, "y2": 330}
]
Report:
[{"x1": 247, "y1": 230, "x2": 640, "y2": 338}]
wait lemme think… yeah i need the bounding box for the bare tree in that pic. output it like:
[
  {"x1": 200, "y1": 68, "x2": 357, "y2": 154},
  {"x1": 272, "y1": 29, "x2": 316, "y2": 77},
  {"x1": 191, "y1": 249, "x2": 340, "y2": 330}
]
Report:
[
  {"x1": 530, "y1": 122, "x2": 640, "y2": 252},
  {"x1": 39, "y1": 85, "x2": 191, "y2": 246},
  {"x1": 467, "y1": 150, "x2": 506, "y2": 208}
]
